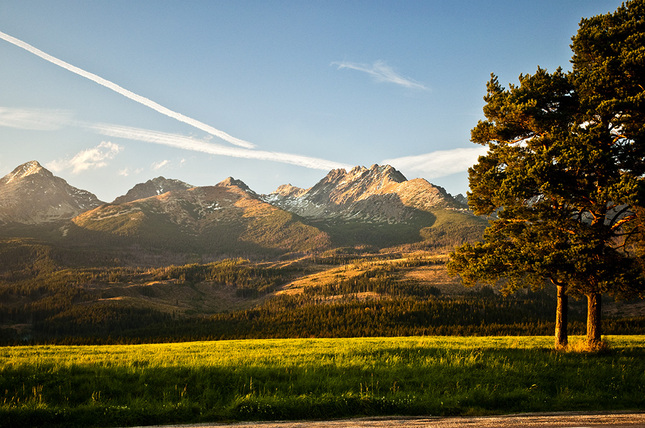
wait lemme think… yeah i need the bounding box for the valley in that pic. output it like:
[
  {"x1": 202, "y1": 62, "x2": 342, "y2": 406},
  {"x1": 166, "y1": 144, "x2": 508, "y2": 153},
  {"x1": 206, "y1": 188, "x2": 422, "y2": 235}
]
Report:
[{"x1": 0, "y1": 161, "x2": 642, "y2": 343}]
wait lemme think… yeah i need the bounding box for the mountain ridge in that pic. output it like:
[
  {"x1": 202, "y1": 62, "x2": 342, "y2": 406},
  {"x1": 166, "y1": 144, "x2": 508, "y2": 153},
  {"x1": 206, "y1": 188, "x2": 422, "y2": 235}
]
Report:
[
  {"x1": 112, "y1": 176, "x2": 193, "y2": 204},
  {"x1": 0, "y1": 160, "x2": 103, "y2": 224},
  {"x1": 263, "y1": 164, "x2": 464, "y2": 224},
  {"x1": 0, "y1": 160, "x2": 481, "y2": 255},
  {"x1": 73, "y1": 178, "x2": 331, "y2": 254}
]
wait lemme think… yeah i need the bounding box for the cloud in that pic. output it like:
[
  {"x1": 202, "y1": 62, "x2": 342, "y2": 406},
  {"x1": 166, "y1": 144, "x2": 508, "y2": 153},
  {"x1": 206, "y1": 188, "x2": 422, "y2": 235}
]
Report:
[
  {"x1": 87, "y1": 122, "x2": 352, "y2": 171},
  {"x1": 0, "y1": 32, "x2": 359, "y2": 173},
  {"x1": 118, "y1": 167, "x2": 143, "y2": 177},
  {"x1": 152, "y1": 160, "x2": 170, "y2": 170},
  {"x1": 0, "y1": 106, "x2": 72, "y2": 130},
  {"x1": 0, "y1": 30, "x2": 255, "y2": 149},
  {"x1": 332, "y1": 60, "x2": 428, "y2": 90},
  {"x1": 383, "y1": 146, "x2": 488, "y2": 179},
  {"x1": 0, "y1": 104, "x2": 352, "y2": 172},
  {"x1": 47, "y1": 141, "x2": 123, "y2": 174}
]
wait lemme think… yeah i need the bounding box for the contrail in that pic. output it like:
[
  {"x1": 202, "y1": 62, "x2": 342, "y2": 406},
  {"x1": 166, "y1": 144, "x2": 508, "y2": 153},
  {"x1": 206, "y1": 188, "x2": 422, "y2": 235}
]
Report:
[
  {"x1": 0, "y1": 105, "x2": 352, "y2": 171},
  {"x1": 90, "y1": 122, "x2": 353, "y2": 171},
  {"x1": 0, "y1": 30, "x2": 255, "y2": 149}
]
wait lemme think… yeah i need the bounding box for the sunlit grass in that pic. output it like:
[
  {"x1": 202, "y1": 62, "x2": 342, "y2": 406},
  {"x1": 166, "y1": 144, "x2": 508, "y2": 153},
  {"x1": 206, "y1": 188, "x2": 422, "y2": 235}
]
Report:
[{"x1": 1, "y1": 336, "x2": 644, "y2": 427}]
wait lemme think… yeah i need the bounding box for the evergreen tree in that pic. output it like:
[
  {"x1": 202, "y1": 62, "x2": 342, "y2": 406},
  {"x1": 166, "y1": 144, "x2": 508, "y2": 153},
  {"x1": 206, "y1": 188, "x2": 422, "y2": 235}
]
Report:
[{"x1": 448, "y1": 0, "x2": 645, "y2": 348}]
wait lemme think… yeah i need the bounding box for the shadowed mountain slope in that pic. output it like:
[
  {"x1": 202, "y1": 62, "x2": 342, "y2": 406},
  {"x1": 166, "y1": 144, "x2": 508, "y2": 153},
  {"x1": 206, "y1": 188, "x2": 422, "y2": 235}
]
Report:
[
  {"x1": 73, "y1": 177, "x2": 331, "y2": 256},
  {"x1": 112, "y1": 176, "x2": 193, "y2": 204},
  {"x1": 263, "y1": 164, "x2": 464, "y2": 224},
  {"x1": 0, "y1": 161, "x2": 103, "y2": 224}
]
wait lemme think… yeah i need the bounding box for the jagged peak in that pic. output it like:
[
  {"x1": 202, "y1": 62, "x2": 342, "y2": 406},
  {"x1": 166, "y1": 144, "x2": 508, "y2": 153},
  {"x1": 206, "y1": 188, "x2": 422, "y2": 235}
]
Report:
[
  {"x1": 217, "y1": 177, "x2": 253, "y2": 193},
  {"x1": 2, "y1": 160, "x2": 51, "y2": 184},
  {"x1": 0, "y1": 160, "x2": 103, "y2": 224},
  {"x1": 369, "y1": 164, "x2": 407, "y2": 182},
  {"x1": 322, "y1": 164, "x2": 407, "y2": 185},
  {"x1": 147, "y1": 176, "x2": 192, "y2": 188},
  {"x1": 112, "y1": 176, "x2": 193, "y2": 204},
  {"x1": 19, "y1": 160, "x2": 43, "y2": 173},
  {"x1": 454, "y1": 193, "x2": 469, "y2": 207},
  {"x1": 272, "y1": 183, "x2": 307, "y2": 198}
]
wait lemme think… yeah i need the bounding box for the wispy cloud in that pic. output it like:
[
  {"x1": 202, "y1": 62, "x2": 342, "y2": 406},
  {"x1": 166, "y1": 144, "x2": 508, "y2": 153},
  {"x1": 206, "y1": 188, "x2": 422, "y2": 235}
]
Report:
[
  {"x1": 383, "y1": 147, "x2": 487, "y2": 179},
  {"x1": 152, "y1": 159, "x2": 170, "y2": 170},
  {"x1": 0, "y1": 30, "x2": 255, "y2": 149},
  {"x1": 118, "y1": 167, "x2": 143, "y2": 177},
  {"x1": 0, "y1": 32, "x2": 357, "y2": 173},
  {"x1": 0, "y1": 106, "x2": 72, "y2": 130},
  {"x1": 332, "y1": 60, "x2": 428, "y2": 90},
  {"x1": 0, "y1": 105, "x2": 351, "y2": 172},
  {"x1": 88, "y1": 122, "x2": 352, "y2": 171},
  {"x1": 47, "y1": 141, "x2": 123, "y2": 174}
]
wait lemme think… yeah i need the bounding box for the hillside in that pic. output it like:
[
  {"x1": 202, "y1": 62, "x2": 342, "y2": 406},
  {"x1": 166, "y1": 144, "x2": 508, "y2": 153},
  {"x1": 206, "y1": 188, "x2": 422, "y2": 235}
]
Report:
[
  {"x1": 0, "y1": 161, "x2": 103, "y2": 224},
  {"x1": 264, "y1": 164, "x2": 484, "y2": 248},
  {"x1": 0, "y1": 161, "x2": 544, "y2": 344},
  {"x1": 6, "y1": 239, "x2": 644, "y2": 344},
  {"x1": 263, "y1": 164, "x2": 463, "y2": 222},
  {"x1": 112, "y1": 176, "x2": 193, "y2": 204},
  {"x1": 73, "y1": 178, "x2": 331, "y2": 256},
  {"x1": 1, "y1": 232, "x2": 643, "y2": 344},
  {"x1": 0, "y1": 162, "x2": 485, "y2": 256}
]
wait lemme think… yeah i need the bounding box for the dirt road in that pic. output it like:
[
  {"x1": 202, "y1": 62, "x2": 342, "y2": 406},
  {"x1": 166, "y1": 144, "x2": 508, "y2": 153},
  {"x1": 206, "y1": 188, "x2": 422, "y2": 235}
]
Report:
[{"x1": 143, "y1": 412, "x2": 645, "y2": 428}]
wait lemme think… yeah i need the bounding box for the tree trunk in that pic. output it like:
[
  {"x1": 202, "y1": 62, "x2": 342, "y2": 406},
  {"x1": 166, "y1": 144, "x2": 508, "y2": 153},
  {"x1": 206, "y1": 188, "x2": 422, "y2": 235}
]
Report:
[
  {"x1": 555, "y1": 285, "x2": 568, "y2": 349},
  {"x1": 586, "y1": 293, "x2": 602, "y2": 346}
]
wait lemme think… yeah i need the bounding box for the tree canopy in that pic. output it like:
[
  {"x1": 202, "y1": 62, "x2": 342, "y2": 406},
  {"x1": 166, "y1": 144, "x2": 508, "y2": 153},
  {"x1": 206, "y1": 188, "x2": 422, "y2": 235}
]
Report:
[{"x1": 448, "y1": 0, "x2": 645, "y2": 348}]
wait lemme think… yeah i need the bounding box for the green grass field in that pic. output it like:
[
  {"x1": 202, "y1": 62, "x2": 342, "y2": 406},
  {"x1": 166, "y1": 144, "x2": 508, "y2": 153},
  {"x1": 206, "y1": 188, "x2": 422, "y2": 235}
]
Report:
[{"x1": 1, "y1": 336, "x2": 644, "y2": 427}]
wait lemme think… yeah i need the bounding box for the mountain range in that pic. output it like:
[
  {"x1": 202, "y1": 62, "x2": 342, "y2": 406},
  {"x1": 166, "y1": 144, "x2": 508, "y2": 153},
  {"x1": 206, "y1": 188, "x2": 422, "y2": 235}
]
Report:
[
  {"x1": 0, "y1": 160, "x2": 483, "y2": 258},
  {"x1": 2, "y1": 161, "x2": 642, "y2": 346},
  {"x1": 264, "y1": 164, "x2": 462, "y2": 223}
]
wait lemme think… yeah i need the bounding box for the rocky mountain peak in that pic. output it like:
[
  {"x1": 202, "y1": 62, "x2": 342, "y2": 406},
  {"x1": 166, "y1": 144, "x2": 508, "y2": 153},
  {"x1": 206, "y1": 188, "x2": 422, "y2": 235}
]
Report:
[
  {"x1": 0, "y1": 160, "x2": 103, "y2": 224},
  {"x1": 217, "y1": 177, "x2": 254, "y2": 194},
  {"x1": 308, "y1": 164, "x2": 408, "y2": 206},
  {"x1": 272, "y1": 184, "x2": 307, "y2": 198},
  {"x1": 454, "y1": 193, "x2": 468, "y2": 207},
  {"x1": 318, "y1": 165, "x2": 406, "y2": 189},
  {"x1": 113, "y1": 176, "x2": 192, "y2": 204},
  {"x1": 264, "y1": 164, "x2": 461, "y2": 224},
  {"x1": 348, "y1": 164, "x2": 406, "y2": 183},
  {"x1": 1, "y1": 160, "x2": 51, "y2": 185}
]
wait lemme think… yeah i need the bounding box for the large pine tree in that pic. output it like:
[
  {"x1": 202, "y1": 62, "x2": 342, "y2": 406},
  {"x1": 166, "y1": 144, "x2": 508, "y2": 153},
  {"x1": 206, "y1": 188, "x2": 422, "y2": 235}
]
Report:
[{"x1": 448, "y1": 0, "x2": 645, "y2": 348}]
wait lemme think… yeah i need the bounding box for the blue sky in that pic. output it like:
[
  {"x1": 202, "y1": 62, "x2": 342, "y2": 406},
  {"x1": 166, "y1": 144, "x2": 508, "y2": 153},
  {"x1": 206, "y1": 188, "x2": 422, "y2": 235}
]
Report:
[{"x1": 0, "y1": 1, "x2": 624, "y2": 201}]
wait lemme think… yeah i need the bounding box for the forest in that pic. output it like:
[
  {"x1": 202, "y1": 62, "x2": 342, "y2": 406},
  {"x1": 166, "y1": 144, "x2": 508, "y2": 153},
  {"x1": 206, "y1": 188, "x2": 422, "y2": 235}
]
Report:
[{"x1": 1, "y1": 236, "x2": 643, "y2": 345}]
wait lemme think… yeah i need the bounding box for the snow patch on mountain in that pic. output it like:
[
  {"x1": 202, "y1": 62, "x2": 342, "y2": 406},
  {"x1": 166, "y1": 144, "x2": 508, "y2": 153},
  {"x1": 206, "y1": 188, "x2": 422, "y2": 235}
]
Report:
[
  {"x1": 0, "y1": 161, "x2": 103, "y2": 224},
  {"x1": 262, "y1": 164, "x2": 463, "y2": 224}
]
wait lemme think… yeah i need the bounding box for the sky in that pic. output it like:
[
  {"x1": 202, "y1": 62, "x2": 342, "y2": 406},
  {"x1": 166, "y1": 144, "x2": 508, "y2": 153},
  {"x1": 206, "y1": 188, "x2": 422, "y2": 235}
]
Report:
[{"x1": 0, "y1": 0, "x2": 625, "y2": 202}]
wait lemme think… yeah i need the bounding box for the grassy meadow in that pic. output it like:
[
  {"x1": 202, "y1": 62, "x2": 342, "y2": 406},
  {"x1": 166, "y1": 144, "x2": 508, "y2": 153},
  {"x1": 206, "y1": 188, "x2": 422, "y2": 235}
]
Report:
[{"x1": 1, "y1": 336, "x2": 644, "y2": 427}]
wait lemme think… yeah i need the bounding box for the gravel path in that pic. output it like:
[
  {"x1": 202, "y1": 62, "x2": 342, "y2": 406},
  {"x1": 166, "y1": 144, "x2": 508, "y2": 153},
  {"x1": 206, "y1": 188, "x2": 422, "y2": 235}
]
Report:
[{"x1": 140, "y1": 412, "x2": 645, "y2": 428}]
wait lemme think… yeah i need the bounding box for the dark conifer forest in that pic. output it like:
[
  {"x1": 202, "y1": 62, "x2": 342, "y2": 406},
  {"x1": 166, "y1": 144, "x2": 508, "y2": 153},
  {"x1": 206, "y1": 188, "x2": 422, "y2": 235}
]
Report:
[{"x1": 1, "y1": 234, "x2": 643, "y2": 345}]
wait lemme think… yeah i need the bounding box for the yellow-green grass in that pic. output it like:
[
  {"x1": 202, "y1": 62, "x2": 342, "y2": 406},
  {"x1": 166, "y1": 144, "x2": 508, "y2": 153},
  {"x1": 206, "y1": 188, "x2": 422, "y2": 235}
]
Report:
[{"x1": 1, "y1": 336, "x2": 644, "y2": 427}]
